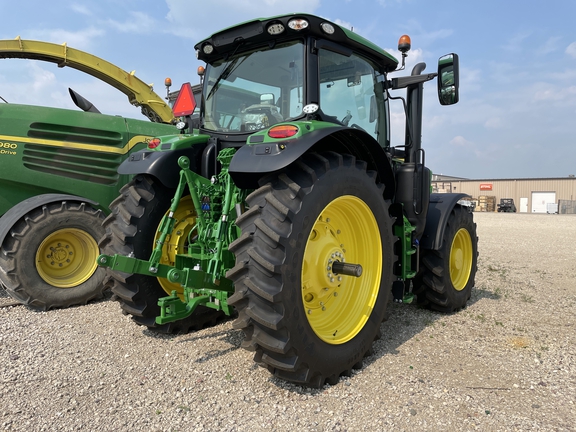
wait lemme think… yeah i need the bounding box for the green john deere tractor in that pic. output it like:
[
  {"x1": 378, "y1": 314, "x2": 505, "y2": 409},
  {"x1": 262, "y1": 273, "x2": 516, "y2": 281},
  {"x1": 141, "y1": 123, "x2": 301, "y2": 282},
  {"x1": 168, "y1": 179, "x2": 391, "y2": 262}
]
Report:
[
  {"x1": 0, "y1": 38, "x2": 202, "y2": 310},
  {"x1": 98, "y1": 14, "x2": 478, "y2": 387}
]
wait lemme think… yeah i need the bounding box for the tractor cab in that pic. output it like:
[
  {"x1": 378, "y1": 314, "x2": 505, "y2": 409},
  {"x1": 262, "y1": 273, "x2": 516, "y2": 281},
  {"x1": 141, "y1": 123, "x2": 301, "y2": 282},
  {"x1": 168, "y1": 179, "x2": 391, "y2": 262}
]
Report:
[{"x1": 195, "y1": 15, "x2": 398, "y2": 146}]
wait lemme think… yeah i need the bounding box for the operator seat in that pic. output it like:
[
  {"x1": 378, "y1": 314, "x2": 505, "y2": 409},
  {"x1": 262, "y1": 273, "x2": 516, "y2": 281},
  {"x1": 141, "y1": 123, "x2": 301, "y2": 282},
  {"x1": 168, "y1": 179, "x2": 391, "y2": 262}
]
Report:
[{"x1": 241, "y1": 93, "x2": 283, "y2": 131}]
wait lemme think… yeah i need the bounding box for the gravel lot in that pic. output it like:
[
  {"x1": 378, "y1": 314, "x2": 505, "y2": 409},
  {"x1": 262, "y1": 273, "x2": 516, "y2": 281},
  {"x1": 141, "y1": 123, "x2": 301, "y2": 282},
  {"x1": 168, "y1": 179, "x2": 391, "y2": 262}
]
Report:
[{"x1": 1, "y1": 212, "x2": 575, "y2": 431}]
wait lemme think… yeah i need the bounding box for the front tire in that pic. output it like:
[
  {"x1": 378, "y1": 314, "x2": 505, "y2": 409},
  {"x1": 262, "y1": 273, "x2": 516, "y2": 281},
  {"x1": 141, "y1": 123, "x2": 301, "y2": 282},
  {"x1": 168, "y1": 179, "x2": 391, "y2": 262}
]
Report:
[
  {"x1": 100, "y1": 175, "x2": 225, "y2": 333},
  {"x1": 227, "y1": 152, "x2": 394, "y2": 387},
  {"x1": 0, "y1": 201, "x2": 106, "y2": 310},
  {"x1": 413, "y1": 205, "x2": 478, "y2": 312}
]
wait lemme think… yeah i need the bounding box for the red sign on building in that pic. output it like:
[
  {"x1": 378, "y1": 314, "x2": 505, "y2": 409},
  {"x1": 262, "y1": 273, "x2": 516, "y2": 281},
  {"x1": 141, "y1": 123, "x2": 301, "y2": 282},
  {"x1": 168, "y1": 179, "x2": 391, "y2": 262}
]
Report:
[{"x1": 480, "y1": 183, "x2": 493, "y2": 191}]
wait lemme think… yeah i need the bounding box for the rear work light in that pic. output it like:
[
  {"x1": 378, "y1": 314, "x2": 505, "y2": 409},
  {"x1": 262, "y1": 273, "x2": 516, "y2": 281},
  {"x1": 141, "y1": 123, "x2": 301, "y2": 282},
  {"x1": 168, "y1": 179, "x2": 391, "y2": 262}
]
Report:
[
  {"x1": 288, "y1": 19, "x2": 309, "y2": 31},
  {"x1": 320, "y1": 22, "x2": 335, "y2": 35},
  {"x1": 268, "y1": 125, "x2": 299, "y2": 139},
  {"x1": 202, "y1": 44, "x2": 214, "y2": 55},
  {"x1": 148, "y1": 138, "x2": 161, "y2": 149},
  {"x1": 267, "y1": 22, "x2": 285, "y2": 35}
]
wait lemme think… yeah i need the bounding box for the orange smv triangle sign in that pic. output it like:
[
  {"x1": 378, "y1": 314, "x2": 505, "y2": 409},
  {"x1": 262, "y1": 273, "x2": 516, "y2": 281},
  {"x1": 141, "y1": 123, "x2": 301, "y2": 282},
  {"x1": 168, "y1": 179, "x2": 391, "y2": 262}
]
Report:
[{"x1": 172, "y1": 83, "x2": 196, "y2": 117}]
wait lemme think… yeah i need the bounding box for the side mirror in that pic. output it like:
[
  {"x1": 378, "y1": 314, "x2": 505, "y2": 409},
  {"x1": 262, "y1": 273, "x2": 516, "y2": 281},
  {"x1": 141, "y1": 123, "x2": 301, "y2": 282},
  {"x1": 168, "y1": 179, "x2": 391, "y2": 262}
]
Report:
[{"x1": 437, "y1": 53, "x2": 459, "y2": 105}]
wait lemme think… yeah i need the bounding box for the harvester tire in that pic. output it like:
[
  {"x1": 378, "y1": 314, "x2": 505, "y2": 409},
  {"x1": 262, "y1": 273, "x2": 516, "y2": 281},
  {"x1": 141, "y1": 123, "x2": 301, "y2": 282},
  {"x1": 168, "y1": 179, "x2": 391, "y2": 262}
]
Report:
[
  {"x1": 99, "y1": 175, "x2": 225, "y2": 333},
  {"x1": 413, "y1": 205, "x2": 478, "y2": 312},
  {"x1": 0, "y1": 201, "x2": 106, "y2": 310},
  {"x1": 227, "y1": 152, "x2": 394, "y2": 387}
]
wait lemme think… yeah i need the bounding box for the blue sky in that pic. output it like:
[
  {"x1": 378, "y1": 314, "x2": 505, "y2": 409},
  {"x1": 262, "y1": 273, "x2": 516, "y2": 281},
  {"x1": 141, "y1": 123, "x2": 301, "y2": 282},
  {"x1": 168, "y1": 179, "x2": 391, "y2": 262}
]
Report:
[{"x1": 1, "y1": 0, "x2": 575, "y2": 179}]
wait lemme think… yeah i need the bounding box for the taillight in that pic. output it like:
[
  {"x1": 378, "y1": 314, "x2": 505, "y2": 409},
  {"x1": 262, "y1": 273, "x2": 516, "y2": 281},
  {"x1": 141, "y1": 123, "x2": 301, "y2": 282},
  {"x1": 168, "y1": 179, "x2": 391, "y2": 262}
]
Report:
[
  {"x1": 148, "y1": 138, "x2": 161, "y2": 149},
  {"x1": 268, "y1": 125, "x2": 299, "y2": 139}
]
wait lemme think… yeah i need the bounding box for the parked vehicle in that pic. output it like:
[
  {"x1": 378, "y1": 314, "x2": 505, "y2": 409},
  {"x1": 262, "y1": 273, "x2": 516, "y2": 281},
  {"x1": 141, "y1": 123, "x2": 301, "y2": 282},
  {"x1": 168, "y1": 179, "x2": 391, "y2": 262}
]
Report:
[
  {"x1": 497, "y1": 198, "x2": 517, "y2": 212},
  {"x1": 0, "y1": 38, "x2": 194, "y2": 309},
  {"x1": 98, "y1": 14, "x2": 478, "y2": 387}
]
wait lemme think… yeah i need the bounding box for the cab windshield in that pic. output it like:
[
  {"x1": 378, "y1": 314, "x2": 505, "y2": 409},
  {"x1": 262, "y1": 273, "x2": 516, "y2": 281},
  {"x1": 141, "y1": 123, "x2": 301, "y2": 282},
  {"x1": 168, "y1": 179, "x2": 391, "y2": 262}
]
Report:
[{"x1": 202, "y1": 40, "x2": 304, "y2": 133}]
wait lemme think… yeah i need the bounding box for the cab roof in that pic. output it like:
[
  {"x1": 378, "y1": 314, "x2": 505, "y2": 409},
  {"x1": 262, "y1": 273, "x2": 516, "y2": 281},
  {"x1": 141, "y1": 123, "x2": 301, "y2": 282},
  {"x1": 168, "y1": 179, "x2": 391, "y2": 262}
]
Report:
[{"x1": 195, "y1": 13, "x2": 399, "y2": 73}]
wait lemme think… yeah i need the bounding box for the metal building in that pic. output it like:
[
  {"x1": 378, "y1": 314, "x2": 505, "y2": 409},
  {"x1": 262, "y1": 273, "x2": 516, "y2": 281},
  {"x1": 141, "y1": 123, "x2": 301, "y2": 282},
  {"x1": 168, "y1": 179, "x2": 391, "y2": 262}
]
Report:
[{"x1": 432, "y1": 175, "x2": 576, "y2": 214}]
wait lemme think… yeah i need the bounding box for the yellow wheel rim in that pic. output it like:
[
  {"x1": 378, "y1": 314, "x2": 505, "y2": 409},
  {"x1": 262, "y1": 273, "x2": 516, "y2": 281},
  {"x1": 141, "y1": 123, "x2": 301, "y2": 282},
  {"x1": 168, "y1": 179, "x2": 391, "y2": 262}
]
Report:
[
  {"x1": 154, "y1": 196, "x2": 197, "y2": 298},
  {"x1": 450, "y1": 228, "x2": 473, "y2": 291},
  {"x1": 302, "y1": 195, "x2": 382, "y2": 344},
  {"x1": 36, "y1": 228, "x2": 99, "y2": 288}
]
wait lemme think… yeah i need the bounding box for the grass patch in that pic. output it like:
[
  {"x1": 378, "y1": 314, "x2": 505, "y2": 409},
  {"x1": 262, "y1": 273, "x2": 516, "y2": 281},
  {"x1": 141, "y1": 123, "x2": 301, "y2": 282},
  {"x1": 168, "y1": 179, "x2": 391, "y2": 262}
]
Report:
[{"x1": 519, "y1": 293, "x2": 535, "y2": 303}]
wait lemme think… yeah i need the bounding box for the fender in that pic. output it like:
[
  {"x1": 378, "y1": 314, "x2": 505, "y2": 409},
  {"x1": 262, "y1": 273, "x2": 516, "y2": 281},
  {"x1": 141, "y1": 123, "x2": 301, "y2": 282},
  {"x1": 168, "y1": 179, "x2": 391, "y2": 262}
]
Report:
[
  {"x1": 118, "y1": 134, "x2": 210, "y2": 189},
  {"x1": 118, "y1": 146, "x2": 207, "y2": 189},
  {"x1": 229, "y1": 125, "x2": 395, "y2": 195},
  {"x1": 0, "y1": 194, "x2": 99, "y2": 246},
  {"x1": 419, "y1": 193, "x2": 471, "y2": 250}
]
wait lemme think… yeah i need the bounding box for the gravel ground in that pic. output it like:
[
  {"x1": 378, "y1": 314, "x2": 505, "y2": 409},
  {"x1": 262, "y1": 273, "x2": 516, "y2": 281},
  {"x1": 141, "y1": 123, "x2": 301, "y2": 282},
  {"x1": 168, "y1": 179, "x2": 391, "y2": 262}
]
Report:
[{"x1": 1, "y1": 212, "x2": 575, "y2": 431}]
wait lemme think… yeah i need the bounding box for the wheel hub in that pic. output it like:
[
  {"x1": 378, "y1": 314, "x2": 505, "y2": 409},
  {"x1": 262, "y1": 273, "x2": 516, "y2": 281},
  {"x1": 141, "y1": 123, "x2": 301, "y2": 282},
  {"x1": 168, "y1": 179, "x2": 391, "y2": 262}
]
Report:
[
  {"x1": 46, "y1": 242, "x2": 74, "y2": 268},
  {"x1": 302, "y1": 195, "x2": 382, "y2": 344},
  {"x1": 450, "y1": 228, "x2": 473, "y2": 291},
  {"x1": 154, "y1": 196, "x2": 197, "y2": 298},
  {"x1": 36, "y1": 228, "x2": 99, "y2": 288}
]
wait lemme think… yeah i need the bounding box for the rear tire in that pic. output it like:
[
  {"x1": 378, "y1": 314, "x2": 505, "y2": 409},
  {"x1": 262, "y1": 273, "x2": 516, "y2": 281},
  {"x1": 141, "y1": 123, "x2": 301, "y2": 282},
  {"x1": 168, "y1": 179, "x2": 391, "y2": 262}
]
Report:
[
  {"x1": 227, "y1": 152, "x2": 394, "y2": 387},
  {"x1": 413, "y1": 205, "x2": 478, "y2": 312},
  {"x1": 0, "y1": 201, "x2": 106, "y2": 310},
  {"x1": 100, "y1": 175, "x2": 225, "y2": 333}
]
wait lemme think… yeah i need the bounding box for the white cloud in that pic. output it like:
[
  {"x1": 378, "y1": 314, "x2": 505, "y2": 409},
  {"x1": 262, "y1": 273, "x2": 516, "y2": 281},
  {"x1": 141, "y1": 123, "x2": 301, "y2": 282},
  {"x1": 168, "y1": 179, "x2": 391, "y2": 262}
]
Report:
[
  {"x1": 502, "y1": 31, "x2": 531, "y2": 51},
  {"x1": 420, "y1": 28, "x2": 453, "y2": 43},
  {"x1": 106, "y1": 11, "x2": 156, "y2": 34},
  {"x1": 484, "y1": 117, "x2": 503, "y2": 129},
  {"x1": 450, "y1": 135, "x2": 473, "y2": 147},
  {"x1": 29, "y1": 63, "x2": 57, "y2": 92},
  {"x1": 460, "y1": 68, "x2": 481, "y2": 92},
  {"x1": 378, "y1": 0, "x2": 412, "y2": 6},
  {"x1": 566, "y1": 41, "x2": 576, "y2": 58},
  {"x1": 71, "y1": 4, "x2": 92, "y2": 16},
  {"x1": 539, "y1": 36, "x2": 562, "y2": 54},
  {"x1": 26, "y1": 27, "x2": 105, "y2": 50},
  {"x1": 550, "y1": 69, "x2": 576, "y2": 81},
  {"x1": 333, "y1": 19, "x2": 354, "y2": 31},
  {"x1": 385, "y1": 47, "x2": 423, "y2": 69},
  {"x1": 164, "y1": 0, "x2": 321, "y2": 39},
  {"x1": 534, "y1": 88, "x2": 560, "y2": 101},
  {"x1": 534, "y1": 84, "x2": 576, "y2": 102}
]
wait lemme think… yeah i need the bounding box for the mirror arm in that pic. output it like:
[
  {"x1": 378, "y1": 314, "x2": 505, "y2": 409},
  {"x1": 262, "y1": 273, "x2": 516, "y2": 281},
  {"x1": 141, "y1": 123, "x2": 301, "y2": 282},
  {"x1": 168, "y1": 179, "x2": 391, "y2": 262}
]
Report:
[{"x1": 389, "y1": 73, "x2": 437, "y2": 90}]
